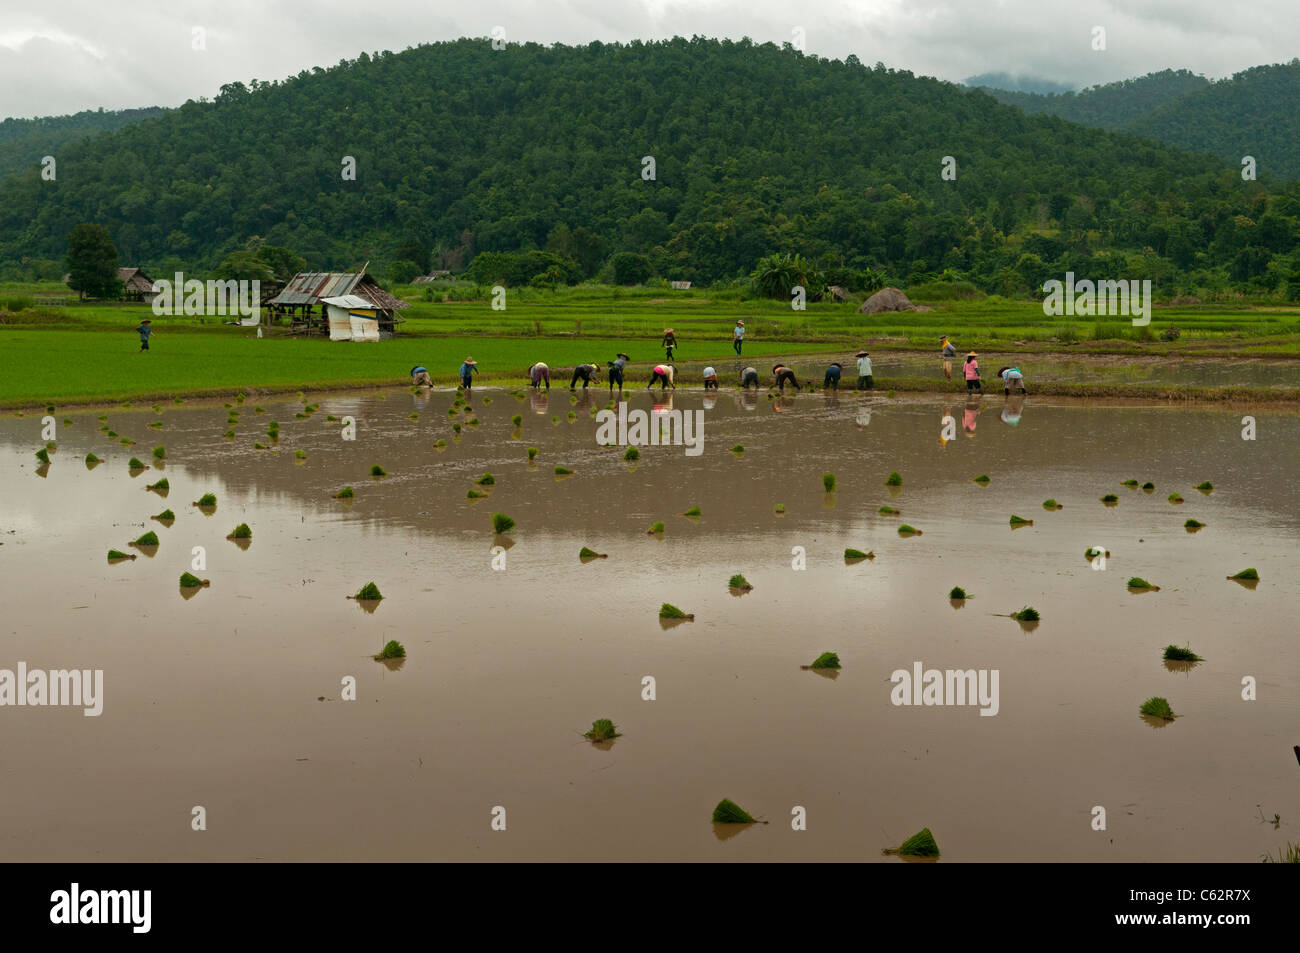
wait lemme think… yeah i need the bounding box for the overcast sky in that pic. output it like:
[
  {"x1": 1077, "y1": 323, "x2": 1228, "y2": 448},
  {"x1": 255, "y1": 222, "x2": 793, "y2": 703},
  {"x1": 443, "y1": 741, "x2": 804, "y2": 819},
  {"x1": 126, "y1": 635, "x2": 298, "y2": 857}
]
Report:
[{"x1": 1, "y1": 0, "x2": 1296, "y2": 119}]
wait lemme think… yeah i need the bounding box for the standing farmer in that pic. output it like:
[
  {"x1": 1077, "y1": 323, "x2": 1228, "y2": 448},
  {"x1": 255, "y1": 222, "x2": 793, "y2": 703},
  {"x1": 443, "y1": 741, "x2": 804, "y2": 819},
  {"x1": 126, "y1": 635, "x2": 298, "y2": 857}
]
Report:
[
  {"x1": 964, "y1": 352, "x2": 982, "y2": 394},
  {"x1": 855, "y1": 351, "x2": 873, "y2": 390},
  {"x1": 661, "y1": 328, "x2": 677, "y2": 361},
  {"x1": 732, "y1": 320, "x2": 745, "y2": 356},
  {"x1": 459, "y1": 356, "x2": 478, "y2": 390},
  {"x1": 136, "y1": 319, "x2": 153, "y2": 352},
  {"x1": 941, "y1": 336, "x2": 956, "y2": 381},
  {"x1": 607, "y1": 353, "x2": 630, "y2": 394}
]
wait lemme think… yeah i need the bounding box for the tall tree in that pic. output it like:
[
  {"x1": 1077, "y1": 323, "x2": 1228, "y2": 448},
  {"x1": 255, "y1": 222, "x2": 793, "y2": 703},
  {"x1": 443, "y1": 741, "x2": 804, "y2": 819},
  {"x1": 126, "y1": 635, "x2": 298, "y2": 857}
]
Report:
[{"x1": 65, "y1": 224, "x2": 120, "y2": 300}]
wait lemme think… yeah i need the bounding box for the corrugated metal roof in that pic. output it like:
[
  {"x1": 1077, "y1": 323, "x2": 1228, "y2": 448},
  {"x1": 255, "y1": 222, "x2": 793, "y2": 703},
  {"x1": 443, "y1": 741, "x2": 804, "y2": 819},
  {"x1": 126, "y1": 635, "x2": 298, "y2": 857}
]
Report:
[{"x1": 268, "y1": 271, "x2": 362, "y2": 306}]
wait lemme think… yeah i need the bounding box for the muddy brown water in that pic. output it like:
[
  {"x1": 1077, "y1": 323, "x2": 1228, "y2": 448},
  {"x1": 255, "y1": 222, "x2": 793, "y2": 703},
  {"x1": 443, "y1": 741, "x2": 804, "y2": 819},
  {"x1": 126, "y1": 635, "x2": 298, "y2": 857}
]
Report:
[{"x1": 2, "y1": 387, "x2": 1296, "y2": 861}]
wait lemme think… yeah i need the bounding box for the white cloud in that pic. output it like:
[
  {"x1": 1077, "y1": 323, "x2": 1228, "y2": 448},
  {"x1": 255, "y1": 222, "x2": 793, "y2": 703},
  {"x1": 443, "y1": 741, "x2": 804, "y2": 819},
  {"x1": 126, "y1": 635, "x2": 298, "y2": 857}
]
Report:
[{"x1": 2, "y1": 0, "x2": 1298, "y2": 119}]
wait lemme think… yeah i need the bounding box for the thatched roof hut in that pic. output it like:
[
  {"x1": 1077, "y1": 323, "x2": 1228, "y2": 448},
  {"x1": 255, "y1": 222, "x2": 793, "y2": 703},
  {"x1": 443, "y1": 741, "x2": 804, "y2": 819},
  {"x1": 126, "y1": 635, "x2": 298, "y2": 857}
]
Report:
[
  {"x1": 857, "y1": 286, "x2": 919, "y2": 314},
  {"x1": 117, "y1": 267, "x2": 158, "y2": 302}
]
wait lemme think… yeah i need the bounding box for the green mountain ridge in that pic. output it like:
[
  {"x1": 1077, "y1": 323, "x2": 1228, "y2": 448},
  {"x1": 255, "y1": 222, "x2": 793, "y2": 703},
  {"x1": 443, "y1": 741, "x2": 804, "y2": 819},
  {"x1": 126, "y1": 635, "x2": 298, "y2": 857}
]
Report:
[{"x1": 1, "y1": 38, "x2": 1297, "y2": 297}]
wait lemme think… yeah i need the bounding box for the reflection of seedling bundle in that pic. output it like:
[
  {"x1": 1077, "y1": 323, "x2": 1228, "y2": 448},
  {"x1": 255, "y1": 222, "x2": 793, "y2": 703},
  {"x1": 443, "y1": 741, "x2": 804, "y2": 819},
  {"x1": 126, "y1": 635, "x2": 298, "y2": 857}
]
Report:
[
  {"x1": 1139, "y1": 696, "x2": 1176, "y2": 720},
  {"x1": 883, "y1": 828, "x2": 939, "y2": 858},
  {"x1": 584, "y1": 719, "x2": 620, "y2": 742}
]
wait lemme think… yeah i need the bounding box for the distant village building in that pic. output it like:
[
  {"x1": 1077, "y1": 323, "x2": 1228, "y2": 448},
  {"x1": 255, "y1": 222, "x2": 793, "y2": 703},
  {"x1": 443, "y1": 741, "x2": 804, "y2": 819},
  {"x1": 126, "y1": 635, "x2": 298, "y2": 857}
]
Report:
[
  {"x1": 117, "y1": 267, "x2": 159, "y2": 303},
  {"x1": 411, "y1": 270, "x2": 453, "y2": 283},
  {"x1": 266, "y1": 270, "x2": 409, "y2": 339},
  {"x1": 669, "y1": 280, "x2": 692, "y2": 290}
]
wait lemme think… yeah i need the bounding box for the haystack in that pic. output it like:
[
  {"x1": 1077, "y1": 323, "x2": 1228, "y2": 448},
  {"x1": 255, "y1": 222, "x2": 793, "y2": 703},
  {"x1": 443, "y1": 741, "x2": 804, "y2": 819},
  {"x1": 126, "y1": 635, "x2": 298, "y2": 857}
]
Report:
[{"x1": 858, "y1": 287, "x2": 917, "y2": 314}]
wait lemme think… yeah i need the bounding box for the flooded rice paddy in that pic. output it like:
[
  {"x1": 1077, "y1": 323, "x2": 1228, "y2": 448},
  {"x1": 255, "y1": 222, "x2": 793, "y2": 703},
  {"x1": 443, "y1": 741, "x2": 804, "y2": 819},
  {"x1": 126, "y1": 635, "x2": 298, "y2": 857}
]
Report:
[{"x1": 2, "y1": 387, "x2": 1297, "y2": 861}]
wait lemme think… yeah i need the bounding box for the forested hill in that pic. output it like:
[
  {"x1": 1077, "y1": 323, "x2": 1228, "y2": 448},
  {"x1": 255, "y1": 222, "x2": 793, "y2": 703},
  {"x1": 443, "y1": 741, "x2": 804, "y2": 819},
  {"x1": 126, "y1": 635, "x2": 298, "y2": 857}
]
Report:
[
  {"x1": 0, "y1": 107, "x2": 167, "y2": 179},
  {"x1": 0, "y1": 38, "x2": 1296, "y2": 294},
  {"x1": 981, "y1": 63, "x2": 1300, "y2": 180}
]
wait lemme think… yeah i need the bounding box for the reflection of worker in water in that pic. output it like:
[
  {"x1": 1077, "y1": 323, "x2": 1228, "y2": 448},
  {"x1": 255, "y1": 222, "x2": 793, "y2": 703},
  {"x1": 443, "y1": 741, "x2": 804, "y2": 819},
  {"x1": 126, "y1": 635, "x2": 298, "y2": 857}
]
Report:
[
  {"x1": 570, "y1": 362, "x2": 602, "y2": 389},
  {"x1": 410, "y1": 365, "x2": 433, "y2": 387},
  {"x1": 651, "y1": 393, "x2": 675, "y2": 417},
  {"x1": 996, "y1": 365, "x2": 1027, "y2": 395},
  {"x1": 773, "y1": 396, "x2": 795, "y2": 413},
  {"x1": 1001, "y1": 394, "x2": 1026, "y2": 426},
  {"x1": 963, "y1": 399, "x2": 981, "y2": 435},
  {"x1": 703, "y1": 366, "x2": 720, "y2": 390},
  {"x1": 940, "y1": 402, "x2": 954, "y2": 446},
  {"x1": 739, "y1": 389, "x2": 759, "y2": 411},
  {"x1": 856, "y1": 406, "x2": 871, "y2": 428},
  {"x1": 528, "y1": 389, "x2": 550, "y2": 415},
  {"x1": 741, "y1": 366, "x2": 760, "y2": 389},
  {"x1": 773, "y1": 364, "x2": 802, "y2": 392},
  {"x1": 528, "y1": 362, "x2": 551, "y2": 390},
  {"x1": 703, "y1": 390, "x2": 719, "y2": 411}
]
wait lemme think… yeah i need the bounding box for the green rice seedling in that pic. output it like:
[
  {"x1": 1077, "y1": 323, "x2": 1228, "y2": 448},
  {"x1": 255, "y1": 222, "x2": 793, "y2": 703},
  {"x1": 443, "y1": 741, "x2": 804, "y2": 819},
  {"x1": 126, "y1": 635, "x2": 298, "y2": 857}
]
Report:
[
  {"x1": 481, "y1": 397, "x2": 491, "y2": 405},
  {"x1": 447, "y1": 407, "x2": 458, "y2": 417},
  {"x1": 223, "y1": 430, "x2": 236, "y2": 439},
  {"x1": 224, "y1": 403, "x2": 233, "y2": 410},
  {"x1": 1163, "y1": 645, "x2": 1203, "y2": 662},
  {"x1": 623, "y1": 446, "x2": 640, "y2": 461},
  {"x1": 236, "y1": 394, "x2": 246, "y2": 404},
  {"x1": 254, "y1": 442, "x2": 269, "y2": 449},
  {"x1": 1042, "y1": 499, "x2": 1062, "y2": 510},
  {"x1": 527, "y1": 446, "x2": 539, "y2": 460},
  {"x1": 1127, "y1": 577, "x2": 1159, "y2": 591},
  {"x1": 647, "y1": 521, "x2": 665, "y2": 534},
  {"x1": 1168, "y1": 493, "x2": 1183, "y2": 504},
  {"x1": 729, "y1": 444, "x2": 744, "y2": 454},
  {"x1": 659, "y1": 603, "x2": 693, "y2": 620},
  {"x1": 370, "y1": 464, "x2": 387, "y2": 477},
  {"x1": 335, "y1": 486, "x2": 354, "y2": 499},
  {"x1": 174, "y1": 397, "x2": 183, "y2": 405},
  {"x1": 266, "y1": 421, "x2": 280, "y2": 436},
  {"x1": 326, "y1": 414, "x2": 338, "y2": 422},
  {"x1": 84, "y1": 452, "x2": 101, "y2": 466},
  {"x1": 452, "y1": 423, "x2": 462, "y2": 434},
  {"x1": 351, "y1": 582, "x2": 383, "y2": 601},
  {"x1": 107, "y1": 549, "x2": 135, "y2": 561},
  {"x1": 822, "y1": 473, "x2": 836, "y2": 492},
  {"x1": 148, "y1": 420, "x2": 163, "y2": 429},
  {"x1": 1013, "y1": 606, "x2": 1039, "y2": 622},
  {"x1": 554, "y1": 465, "x2": 573, "y2": 475},
  {"x1": 728, "y1": 573, "x2": 752, "y2": 591},
  {"x1": 227, "y1": 524, "x2": 252, "y2": 540},
  {"x1": 569, "y1": 395, "x2": 579, "y2": 406},
  {"x1": 121, "y1": 401, "x2": 131, "y2": 408},
  {"x1": 127, "y1": 457, "x2": 146, "y2": 470},
  {"x1": 132, "y1": 531, "x2": 159, "y2": 547},
  {"x1": 295, "y1": 450, "x2": 307, "y2": 460},
  {"x1": 255, "y1": 406, "x2": 265, "y2": 414},
  {"x1": 684, "y1": 505, "x2": 702, "y2": 517},
  {"x1": 97, "y1": 414, "x2": 107, "y2": 422},
  {"x1": 808, "y1": 652, "x2": 840, "y2": 669},
  {"x1": 774, "y1": 503, "x2": 786, "y2": 514},
  {"x1": 34, "y1": 448, "x2": 49, "y2": 463},
  {"x1": 511, "y1": 414, "x2": 522, "y2": 426},
  {"x1": 584, "y1": 719, "x2": 620, "y2": 742},
  {"x1": 579, "y1": 547, "x2": 607, "y2": 559},
  {"x1": 467, "y1": 489, "x2": 486, "y2": 500},
  {"x1": 884, "y1": 828, "x2": 939, "y2": 858},
  {"x1": 153, "y1": 509, "x2": 174, "y2": 522},
  {"x1": 712, "y1": 799, "x2": 756, "y2": 824},
  {"x1": 1009, "y1": 515, "x2": 1033, "y2": 526},
  {"x1": 885, "y1": 471, "x2": 903, "y2": 486},
  {"x1": 146, "y1": 478, "x2": 169, "y2": 491},
  {"x1": 1184, "y1": 518, "x2": 1204, "y2": 529},
  {"x1": 1085, "y1": 547, "x2": 1109, "y2": 559},
  {"x1": 120, "y1": 438, "x2": 134, "y2": 446},
  {"x1": 63, "y1": 417, "x2": 72, "y2": 426},
  {"x1": 46, "y1": 404, "x2": 54, "y2": 412},
  {"x1": 1195, "y1": 481, "x2": 1213, "y2": 492},
  {"x1": 1122, "y1": 479, "x2": 1139, "y2": 487},
  {"x1": 1139, "y1": 696, "x2": 1176, "y2": 720},
  {"x1": 374, "y1": 640, "x2": 405, "y2": 660},
  {"x1": 551, "y1": 416, "x2": 560, "y2": 425},
  {"x1": 476, "y1": 473, "x2": 495, "y2": 486},
  {"x1": 1142, "y1": 482, "x2": 1155, "y2": 491},
  {"x1": 897, "y1": 524, "x2": 922, "y2": 535},
  {"x1": 844, "y1": 548, "x2": 873, "y2": 560},
  {"x1": 491, "y1": 513, "x2": 516, "y2": 534},
  {"x1": 435, "y1": 440, "x2": 446, "y2": 449},
  {"x1": 468, "y1": 417, "x2": 480, "y2": 426},
  {"x1": 887, "y1": 390, "x2": 896, "y2": 398},
  {"x1": 878, "y1": 505, "x2": 899, "y2": 515},
  {"x1": 566, "y1": 412, "x2": 576, "y2": 422},
  {"x1": 1230, "y1": 568, "x2": 1259, "y2": 581},
  {"x1": 972, "y1": 474, "x2": 990, "y2": 484},
  {"x1": 194, "y1": 493, "x2": 217, "y2": 507},
  {"x1": 1101, "y1": 494, "x2": 1119, "y2": 503},
  {"x1": 949, "y1": 586, "x2": 968, "y2": 600}
]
